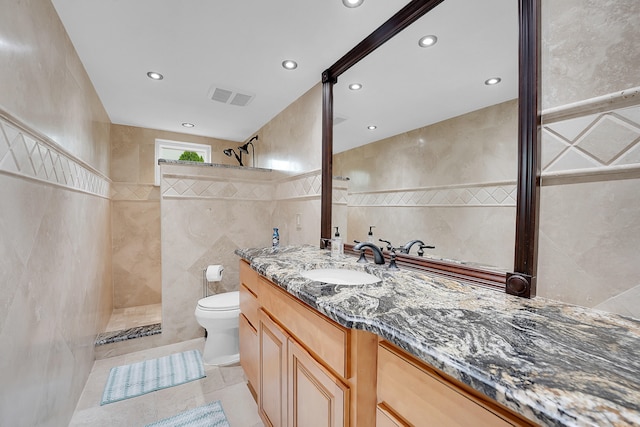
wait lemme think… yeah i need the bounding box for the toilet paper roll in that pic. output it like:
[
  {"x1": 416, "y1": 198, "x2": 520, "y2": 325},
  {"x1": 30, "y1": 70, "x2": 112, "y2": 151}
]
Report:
[{"x1": 206, "y1": 265, "x2": 224, "y2": 282}]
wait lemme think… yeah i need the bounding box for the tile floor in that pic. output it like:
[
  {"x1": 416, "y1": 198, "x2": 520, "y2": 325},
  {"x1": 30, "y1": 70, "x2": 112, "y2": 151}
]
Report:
[
  {"x1": 105, "y1": 303, "x2": 163, "y2": 332},
  {"x1": 71, "y1": 338, "x2": 263, "y2": 426}
]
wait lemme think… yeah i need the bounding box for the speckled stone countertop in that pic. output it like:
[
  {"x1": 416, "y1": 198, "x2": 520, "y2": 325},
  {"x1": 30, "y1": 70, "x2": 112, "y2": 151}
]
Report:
[{"x1": 235, "y1": 245, "x2": 640, "y2": 427}]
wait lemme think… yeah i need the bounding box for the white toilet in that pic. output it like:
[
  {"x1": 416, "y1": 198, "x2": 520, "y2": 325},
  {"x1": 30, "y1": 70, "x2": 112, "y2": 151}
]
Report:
[{"x1": 194, "y1": 291, "x2": 240, "y2": 366}]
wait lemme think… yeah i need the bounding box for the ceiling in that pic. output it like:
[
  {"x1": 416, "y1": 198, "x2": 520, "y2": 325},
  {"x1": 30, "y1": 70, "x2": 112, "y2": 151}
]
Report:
[
  {"x1": 52, "y1": 0, "x2": 518, "y2": 153},
  {"x1": 334, "y1": 0, "x2": 519, "y2": 152},
  {"x1": 51, "y1": 0, "x2": 412, "y2": 144}
]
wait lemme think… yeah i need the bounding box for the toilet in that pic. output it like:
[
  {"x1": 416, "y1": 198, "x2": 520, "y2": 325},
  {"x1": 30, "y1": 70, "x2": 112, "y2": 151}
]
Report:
[{"x1": 194, "y1": 291, "x2": 240, "y2": 366}]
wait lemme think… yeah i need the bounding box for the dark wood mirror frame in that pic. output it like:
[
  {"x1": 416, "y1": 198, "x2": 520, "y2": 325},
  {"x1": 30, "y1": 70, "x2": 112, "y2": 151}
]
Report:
[{"x1": 320, "y1": 0, "x2": 540, "y2": 297}]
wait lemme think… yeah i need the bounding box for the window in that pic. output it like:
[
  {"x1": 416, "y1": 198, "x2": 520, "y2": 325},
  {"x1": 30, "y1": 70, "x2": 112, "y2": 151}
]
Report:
[{"x1": 154, "y1": 139, "x2": 211, "y2": 185}]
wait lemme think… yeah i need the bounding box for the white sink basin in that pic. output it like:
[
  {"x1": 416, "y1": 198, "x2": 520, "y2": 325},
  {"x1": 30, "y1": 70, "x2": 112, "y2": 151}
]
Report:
[{"x1": 300, "y1": 268, "x2": 381, "y2": 285}]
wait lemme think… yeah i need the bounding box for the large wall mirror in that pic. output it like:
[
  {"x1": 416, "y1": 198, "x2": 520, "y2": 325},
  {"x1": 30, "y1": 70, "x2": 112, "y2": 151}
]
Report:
[{"x1": 321, "y1": 0, "x2": 540, "y2": 296}]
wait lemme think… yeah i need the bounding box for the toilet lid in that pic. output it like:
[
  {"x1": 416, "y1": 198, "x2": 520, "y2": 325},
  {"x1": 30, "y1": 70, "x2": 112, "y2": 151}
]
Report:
[{"x1": 197, "y1": 291, "x2": 239, "y2": 311}]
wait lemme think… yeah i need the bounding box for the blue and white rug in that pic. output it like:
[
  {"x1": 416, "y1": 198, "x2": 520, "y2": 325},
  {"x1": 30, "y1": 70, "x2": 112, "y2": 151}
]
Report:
[
  {"x1": 145, "y1": 401, "x2": 231, "y2": 427},
  {"x1": 101, "y1": 349, "x2": 206, "y2": 405}
]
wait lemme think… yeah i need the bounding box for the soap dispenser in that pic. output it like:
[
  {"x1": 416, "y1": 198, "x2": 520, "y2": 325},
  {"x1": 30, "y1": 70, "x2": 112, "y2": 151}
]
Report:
[
  {"x1": 367, "y1": 226, "x2": 375, "y2": 243},
  {"x1": 331, "y1": 227, "x2": 343, "y2": 258}
]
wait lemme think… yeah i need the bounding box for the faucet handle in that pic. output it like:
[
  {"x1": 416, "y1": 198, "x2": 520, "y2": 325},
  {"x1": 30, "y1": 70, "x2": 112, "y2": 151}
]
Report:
[
  {"x1": 321, "y1": 238, "x2": 331, "y2": 249},
  {"x1": 378, "y1": 239, "x2": 393, "y2": 251},
  {"x1": 418, "y1": 244, "x2": 435, "y2": 257},
  {"x1": 388, "y1": 247, "x2": 400, "y2": 270}
]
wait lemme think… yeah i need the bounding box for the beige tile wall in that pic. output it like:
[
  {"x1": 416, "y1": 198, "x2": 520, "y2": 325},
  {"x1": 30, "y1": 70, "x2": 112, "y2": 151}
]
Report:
[
  {"x1": 537, "y1": 99, "x2": 640, "y2": 318},
  {"x1": 160, "y1": 163, "x2": 320, "y2": 343},
  {"x1": 538, "y1": 0, "x2": 640, "y2": 319},
  {"x1": 0, "y1": 1, "x2": 111, "y2": 176},
  {"x1": 334, "y1": 100, "x2": 518, "y2": 269},
  {"x1": 0, "y1": 1, "x2": 112, "y2": 425},
  {"x1": 541, "y1": 0, "x2": 640, "y2": 110},
  {"x1": 158, "y1": 84, "x2": 323, "y2": 344},
  {"x1": 257, "y1": 84, "x2": 323, "y2": 173},
  {"x1": 256, "y1": 83, "x2": 323, "y2": 249},
  {"x1": 109, "y1": 124, "x2": 238, "y2": 308}
]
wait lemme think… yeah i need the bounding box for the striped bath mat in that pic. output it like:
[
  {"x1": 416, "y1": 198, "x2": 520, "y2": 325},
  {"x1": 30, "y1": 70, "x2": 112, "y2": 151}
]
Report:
[
  {"x1": 145, "y1": 400, "x2": 230, "y2": 427},
  {"x1": 101, "y1": 350, "x2": 205, "y2": 405}
]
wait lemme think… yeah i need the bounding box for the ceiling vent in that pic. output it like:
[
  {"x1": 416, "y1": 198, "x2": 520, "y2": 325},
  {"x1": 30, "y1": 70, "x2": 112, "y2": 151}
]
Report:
[{"x1": 208, "y1": 85, "x2": 255, "y2": 107}]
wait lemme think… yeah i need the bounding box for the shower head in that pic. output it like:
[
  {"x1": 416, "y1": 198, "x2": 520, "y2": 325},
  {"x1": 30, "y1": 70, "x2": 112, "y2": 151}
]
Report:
[
  {"x1": 237, "y1": 135, "x2": 257, "y2": 166},
  {"x1": 223, "y1": 148, "x2": 244, "y2": 166},
  {"x1": 238, "y1": 135, "x2": 258, "y2": 154}
]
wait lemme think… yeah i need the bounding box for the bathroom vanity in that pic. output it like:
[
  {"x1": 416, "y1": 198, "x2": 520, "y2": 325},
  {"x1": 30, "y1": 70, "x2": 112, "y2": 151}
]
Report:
[
  {"x1": 239, "y1": 259, "x2": 377, "y2": 426},
  {"x1": 236, "y1": 246, "x2": 640, "y2": 427}
]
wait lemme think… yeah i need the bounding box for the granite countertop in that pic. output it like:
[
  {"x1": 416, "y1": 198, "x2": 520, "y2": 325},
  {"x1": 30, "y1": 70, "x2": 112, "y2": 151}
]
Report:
[
  {"x1": 235, "y1": 245, "x2": 640, "y2": 427},
  {"x1": 158, "y1": 159, "x2": 272, "y2": 172}
]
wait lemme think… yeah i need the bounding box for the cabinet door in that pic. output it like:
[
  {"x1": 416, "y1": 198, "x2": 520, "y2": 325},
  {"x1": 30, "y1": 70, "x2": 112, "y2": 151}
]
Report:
[
  {"x1": 239, "y1": 313, "x2": 259, "y2": 394},
  {"x1": 288, "y1": 338, "x2": 349, "y2": 427},
  {"x1": 259, "y1": 309, "x2": 288, "y2": 427}
]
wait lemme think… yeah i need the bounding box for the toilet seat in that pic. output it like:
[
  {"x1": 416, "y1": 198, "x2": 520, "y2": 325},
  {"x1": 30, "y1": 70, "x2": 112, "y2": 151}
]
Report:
[{"x1": 197, "y1": 291, "x2": 239, "y2": 311}]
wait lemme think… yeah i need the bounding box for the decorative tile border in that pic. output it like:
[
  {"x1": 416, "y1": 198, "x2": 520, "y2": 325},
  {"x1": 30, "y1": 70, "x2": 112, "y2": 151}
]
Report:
[
  {"x1": 274, "y1": 170, "x2": 322, "y2": 201},
  {"x1": 161, "y1": 167, "x2": 323, "y2": 202},
  {"x1": 348, "y1": 182, "x2": 517, "y2": 207},
  {"x1": 541, "y1": 87, "x2": 640, "y2": 178},
  {"x1": 162, "y1": 174, "x2": 275, "y2": 200},
  {"x1": 0, "y1": 112, "x2": 110, "y2": 198}
]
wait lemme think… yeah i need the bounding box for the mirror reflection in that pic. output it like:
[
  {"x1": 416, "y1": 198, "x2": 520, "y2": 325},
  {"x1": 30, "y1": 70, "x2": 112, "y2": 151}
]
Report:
[{"x1": 331, "y1": 0, "x2": 519, "y2": 271}]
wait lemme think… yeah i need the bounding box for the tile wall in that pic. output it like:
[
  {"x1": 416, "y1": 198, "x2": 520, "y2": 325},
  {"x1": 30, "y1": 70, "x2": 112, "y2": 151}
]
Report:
[
  {"x1": 158, "y1": 85, "x2": 322, "y2": 344},
  {"x1": 538, "y1": 0, "x2": 640, "y2": 318},
  {"x1": 0, "y1": 1, "x2": 112, "y2": 425},
  {"x1": 540, "y1": 0, "x2": 639, "y2": 111},
  {"x1": 537, "y1": 98, "x2": 640, "y2": 318},
  {"x1": 110, "y1": 124, "x2": 237, "y2": 309},
  {"x1": 249, "y1": 83, "x2": 324, "y2": 250},
  {"x1": 0, "y1": 2, "x2": 633, "y2": 426},
  {"x1": 159, "y1": 164, "x2": 322, "y2": 343}
]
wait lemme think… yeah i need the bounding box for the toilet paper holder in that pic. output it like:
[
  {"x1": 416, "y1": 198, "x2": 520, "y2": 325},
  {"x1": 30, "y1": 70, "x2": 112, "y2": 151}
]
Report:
[{"x1": 202, "y1": 265, "x2": 224, "y2": 298}]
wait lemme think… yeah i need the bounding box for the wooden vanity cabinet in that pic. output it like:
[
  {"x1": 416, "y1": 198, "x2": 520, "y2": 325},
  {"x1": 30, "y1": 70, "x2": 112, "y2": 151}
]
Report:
[
  {"x1": 288, "y1": 335, "x2": 350, "y2": 427},
  {"x1": 239, "y1": 260, "x2": 260, "y2": 396},
  {"x1": 258, "y1": 309, "x2": 288, "y2": 427},
  {"x1": 376, "y1": 340, "x2": 537, "y2": 427},
  {"x1": 239, "y1": 260, "x2": 535, "y2": 427},
  {"x1": 259, "y1": 309, "x2": 349, "y2": 427},
  {"x1": 238, "y1": 260, "x2": 376, "y2": 427}
]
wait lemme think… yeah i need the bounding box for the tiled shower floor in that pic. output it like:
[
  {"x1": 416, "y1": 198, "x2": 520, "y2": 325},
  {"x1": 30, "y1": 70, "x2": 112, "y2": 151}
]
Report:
[{"x1": 105, "y1": 303, "x2": 162, "y2": 332}]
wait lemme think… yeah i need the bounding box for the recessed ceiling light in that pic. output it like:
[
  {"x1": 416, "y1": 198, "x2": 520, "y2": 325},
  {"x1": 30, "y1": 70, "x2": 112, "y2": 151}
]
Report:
[
  {"x1": 418, "y1": 35, "x2": 438, "y2": 48},
  {"x1": 147, "y1": 71, "x2": 163, "y2": 80},
  {"x1": 282, "y1": 60, "x2": 298, "y2": 70},
  {"x1": 342, "y1": 0, "x2": 364, "y2": 8},
  {"x1": 181, "y1": 122, "x2": 195, "y2": 128},
  {"x1": 485, "y1": 77, "x2": 502, "y2": 85},
  {"x1": 367, "y1": 125, "x2": 377, "y2": 130},
  {"x1": 349, "y1": 83, "x2": 362, "y2": 90}
]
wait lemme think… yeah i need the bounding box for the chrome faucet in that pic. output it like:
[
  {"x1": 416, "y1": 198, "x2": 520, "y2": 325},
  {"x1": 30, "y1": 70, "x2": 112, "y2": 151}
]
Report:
[
  {"x1": 401, "y1": 239, "x2": 425, "y2": 254},
  {"x1": 353, "y1": 241, "x2": 385, "y2": 265}
]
